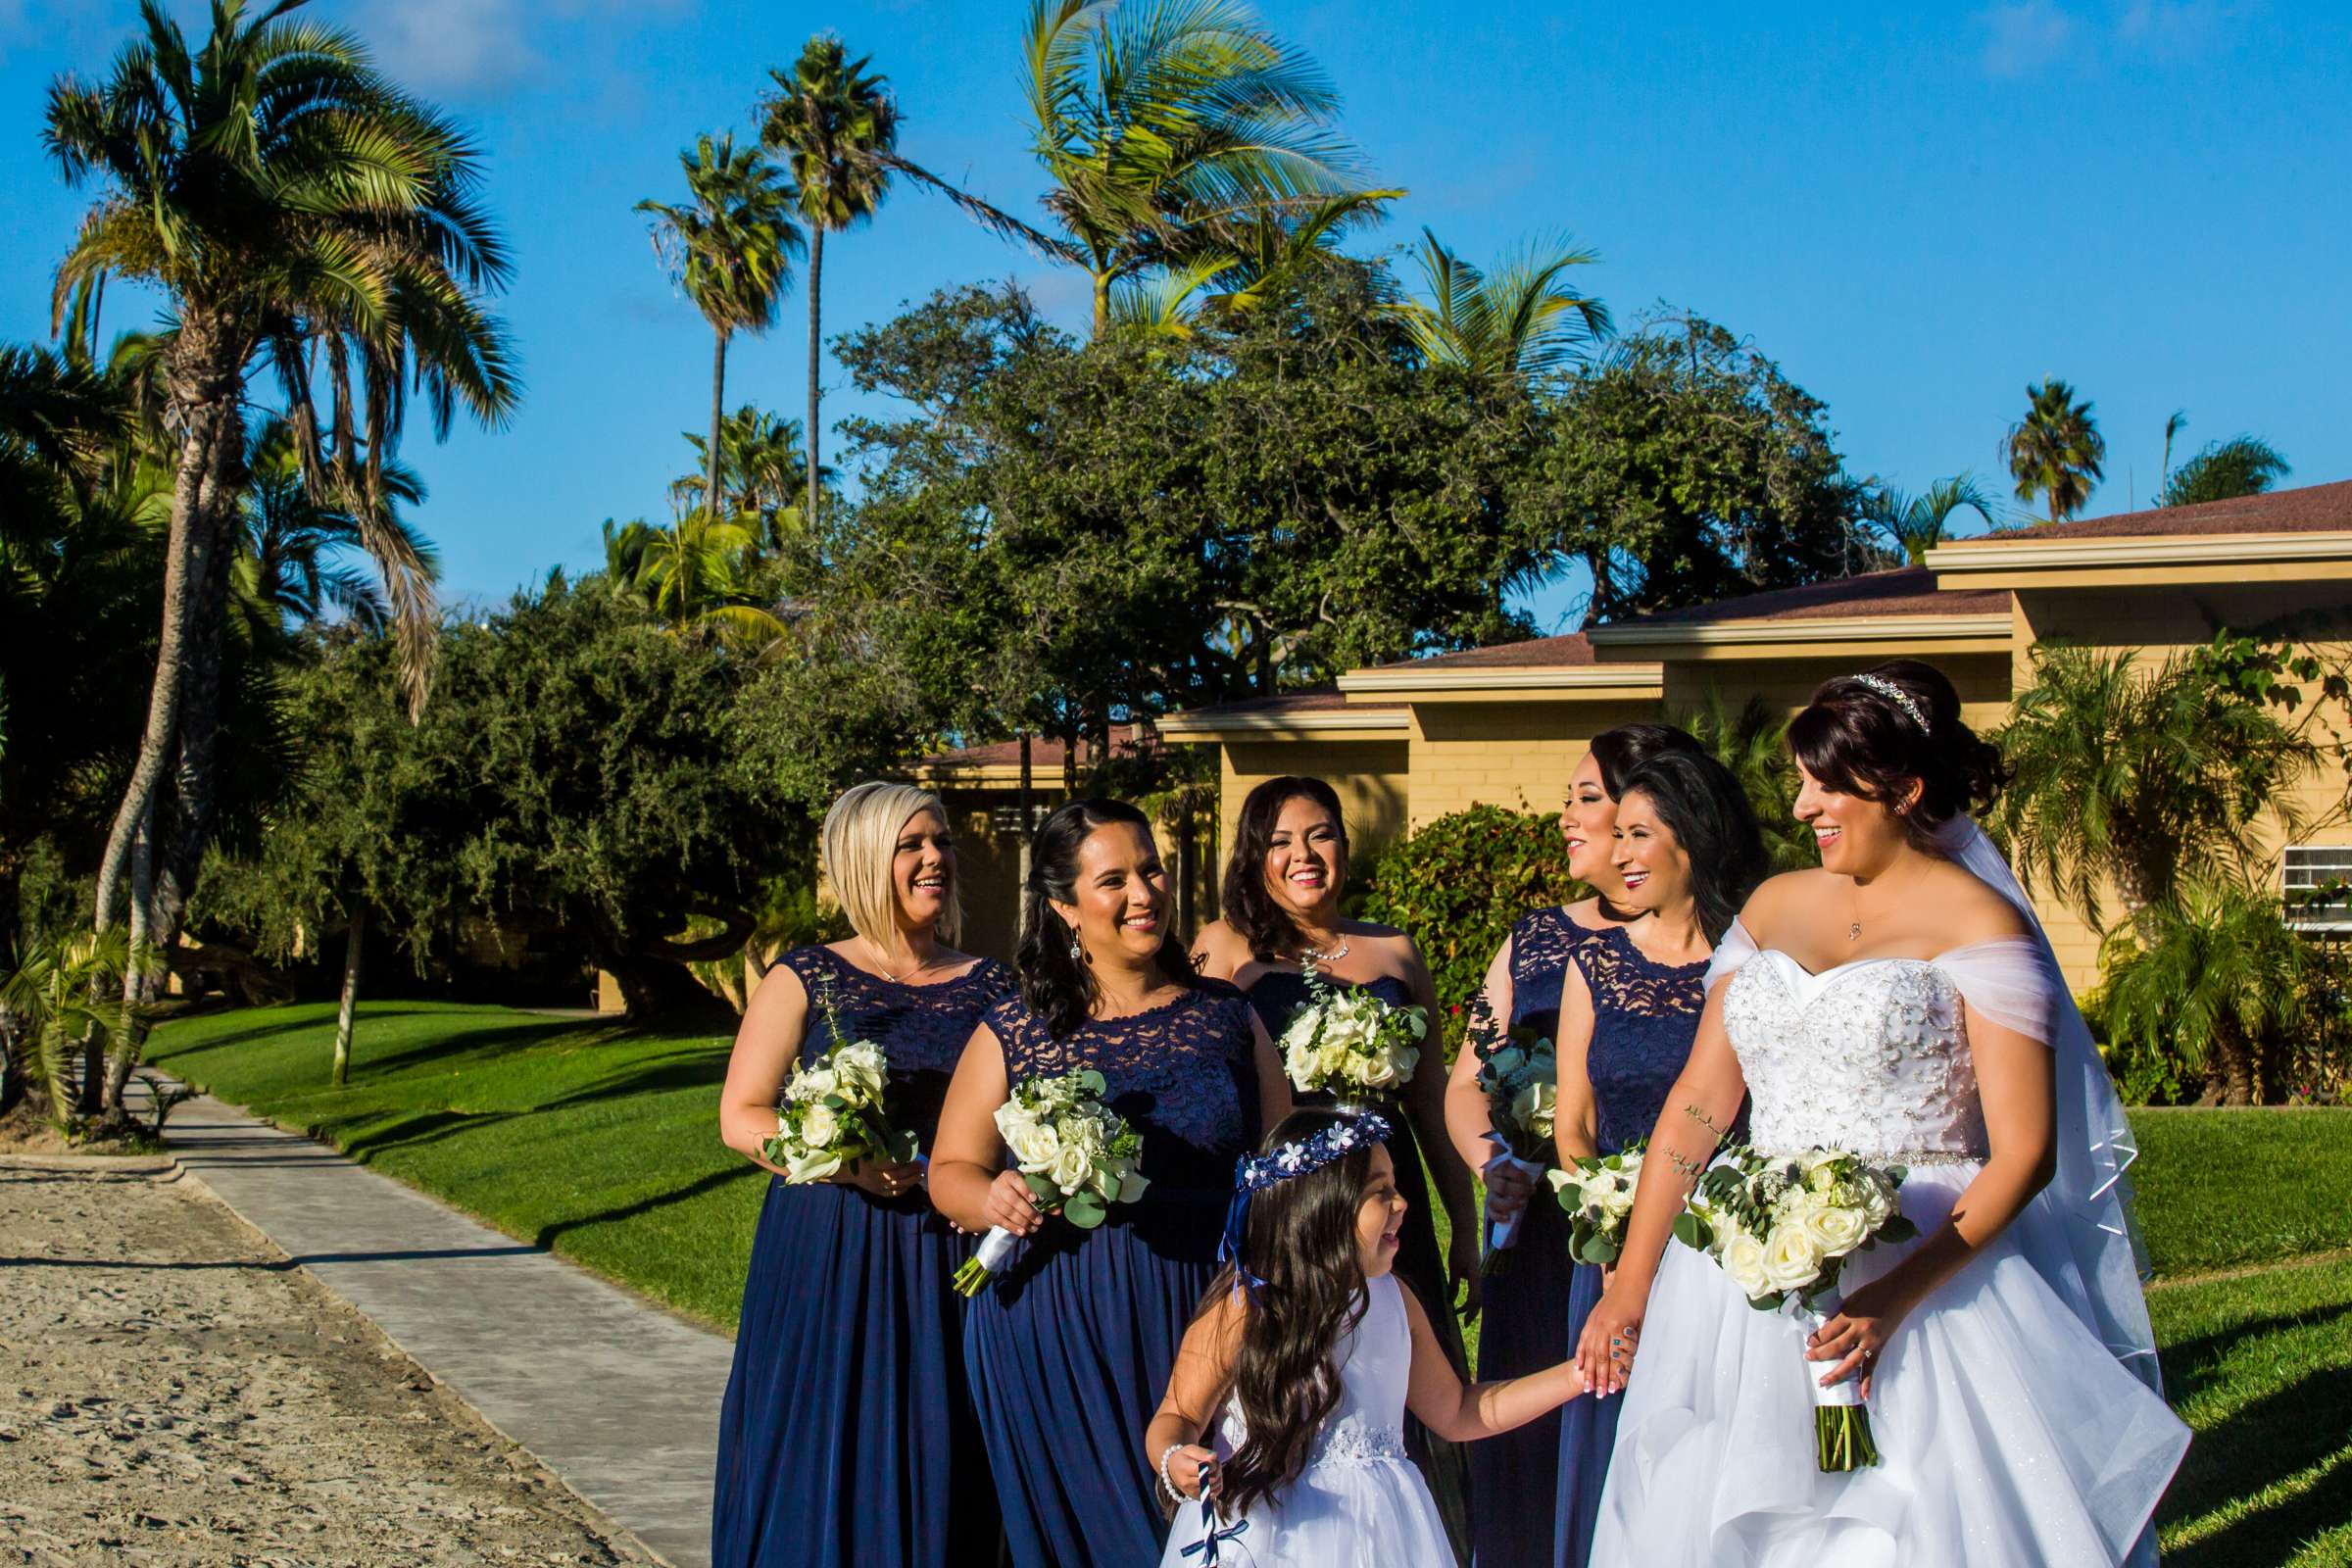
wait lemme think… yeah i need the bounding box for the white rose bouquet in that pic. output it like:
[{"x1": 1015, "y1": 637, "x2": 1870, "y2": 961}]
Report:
[
  {"x1": 1673, "y1": 1142, "x2": 1918, "y2": 1470},
  {"x1": 763, "y1": 1035, "x2": 916, "y2": 1185},
  {"x1": 1278, "y1": 962, "x2": 1426, "y2": 1105},
  {"x1": 953, "y1": 1067, "x2": 1150, "y2": 1298},
  {"x1": 1469, "y1": 1006, "x2": 1556, "y2": 1272},
  {"x1": 1546, "y1": 1141, "x2": 1645, "y2": 1267}
]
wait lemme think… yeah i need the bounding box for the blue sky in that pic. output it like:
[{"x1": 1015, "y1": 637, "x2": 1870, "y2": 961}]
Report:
[{"x1": 4, "y1": 0, "x2": 2347, "y2": 631}]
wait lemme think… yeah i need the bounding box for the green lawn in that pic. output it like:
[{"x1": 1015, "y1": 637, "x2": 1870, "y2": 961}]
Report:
[{"x1": 151, "y1": 1002, "x2": 2352, "y2": 1565}]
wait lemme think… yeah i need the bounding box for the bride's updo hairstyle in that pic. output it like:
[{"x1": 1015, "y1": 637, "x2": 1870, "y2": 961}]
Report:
[
  {"x1": 1203, "y1": 1107, "x2": 1384, "y2": 1521},
  {"x1": 1018, "y1": 797, "x2": 1196, "y2": 1037},
  {"x1": 1787, "y1": 659, "x2": 2010, "y2": 849}
]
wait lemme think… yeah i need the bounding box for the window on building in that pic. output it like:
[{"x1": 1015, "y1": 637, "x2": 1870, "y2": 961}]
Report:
[{"x1": 2283, "y1": 844, "x2": 2352, "y2": 931}]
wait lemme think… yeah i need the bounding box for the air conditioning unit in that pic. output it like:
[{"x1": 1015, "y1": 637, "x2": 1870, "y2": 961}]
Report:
[{"x1": 2282, "y1": 845, "x2": 2352, "y2": 932}]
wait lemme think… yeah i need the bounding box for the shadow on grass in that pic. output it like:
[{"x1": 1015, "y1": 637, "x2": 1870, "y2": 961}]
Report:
[
  {"x1": 2159, "y1": 1298, "x2": 2352, "y2": 1404},
  {"x1": 149, "y1": 1007, "x2": 435, "y2": 1056},
  {"x1": 532, "y1": 1164, "x2": 759, "y2": 1250},
  {"x1": 337, "y1": 1019, "x2": 620, "y2": 1079},
  {"x1": 2160, "y1": 1367, "x2": 2352, "y2": 1568}
]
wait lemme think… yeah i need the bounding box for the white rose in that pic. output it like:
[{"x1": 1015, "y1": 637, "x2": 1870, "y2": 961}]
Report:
[
  {"x1": 1355, "y1": 1047, "x2": 1400, "y2": 1090},
  {"x1": 1719, "y1": 1232, "x2": 1772, "y2": 1298},
  {"x1": 1761, "y1": 1223, "x2": 1826, "y2": 1294},
  {"x1": 1004, "y1": 1121, "x2": 1061, "y2": 1172},
  {"x1": 796, "y1": 1065, "x2": 839, "y2": 1102},
  {"x1": 1800, "y1": 1201, "x2": 1870, "y2": 1256},
  {"x1": 1862, "y1": 1172, "x2": 1899, "y2": 1227},
  {"x1": 804, "y1": 1102, "x2": 845, "y2": 1149},
  {"x1": 832, "y1": 1044, "x2": 887, "y2": 1101},
  {"x1": 1047, "y1": 1142, "x2": 1096, "y2": 1196},
  {"x1": 1514, "y1": 1081, "x2": 1557, "y2": 1141}
]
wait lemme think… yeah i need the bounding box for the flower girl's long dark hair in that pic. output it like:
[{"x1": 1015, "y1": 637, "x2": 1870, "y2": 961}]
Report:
[{"x1": 1200, "y1": 1107, "x2": 1385, "y2": 1520}]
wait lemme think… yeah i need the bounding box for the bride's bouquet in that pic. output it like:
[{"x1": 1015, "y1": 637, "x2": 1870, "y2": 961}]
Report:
[
  {"x1": 763, "y1": 977, "x2": 918, "y2": 1183},
  {"x1": 1278, "y1": 963, "x2": 1426, "y2": 1106},
  {"x1": 1469, "y1": 1003, "x2": 1556, "y2": 1272},
  {"x1": 1673, "y1": 1143, "x2": 1917, "y2": 1470},
  {"x1": 952, "y1": 1068, "x2": 1150, "y2": 1297},
  {"x1": 1547, "y1": 1141, "x2": 1645, "y2": 1267}
]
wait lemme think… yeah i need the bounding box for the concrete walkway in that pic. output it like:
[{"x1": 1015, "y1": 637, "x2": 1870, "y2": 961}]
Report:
[{"x1": 159, "y1": 1089, "x2": 732, "y2": 1568}]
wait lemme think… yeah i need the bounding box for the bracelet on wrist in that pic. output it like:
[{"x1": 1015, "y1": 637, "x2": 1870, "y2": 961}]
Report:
[{"x1": 1155, "y1": 1442, "x2": 1187, "y2": 1505}]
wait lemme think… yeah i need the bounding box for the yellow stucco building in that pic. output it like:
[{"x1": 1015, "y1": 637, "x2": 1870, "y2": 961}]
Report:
[{"x1": 928, "y1": 480, "x2": 2352, "y2": 989}]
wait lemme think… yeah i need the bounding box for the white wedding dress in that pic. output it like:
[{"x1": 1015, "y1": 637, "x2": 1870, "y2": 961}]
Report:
[
  {"x1": 1591, "y1": 823, "x2": 2190, "y2": 1567},
  {"x1": 1158, "y1": 1272, "x2": 1456, "y2": 1567}
]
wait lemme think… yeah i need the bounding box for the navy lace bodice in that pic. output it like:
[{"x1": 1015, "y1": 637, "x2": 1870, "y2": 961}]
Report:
[
  {"x1": 778, "y1": 946, "x2": 1014, "y2": 1147},
  {"x1": 986, "y1": 982, "x2": 1261, "y2": 1200},
  {"x1": 1506, "y1": 906, "x2": 1603, "y2": 1044},
  {"x1": 1574, "y1": 925, "x2": 1709, "y2": 1154}
]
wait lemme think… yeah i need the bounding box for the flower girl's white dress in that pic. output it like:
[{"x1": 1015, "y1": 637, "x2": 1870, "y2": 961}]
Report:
[
  {"x1": 1591, "y1": 834, "x2": 2192, "y2": 1568},
  {"x1": 1158, "y1": 1272, "x2": 1455, "y2": 1567}
]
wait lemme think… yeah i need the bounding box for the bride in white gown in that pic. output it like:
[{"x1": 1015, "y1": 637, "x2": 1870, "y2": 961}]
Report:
[{"x1": 1577, "y1": 662, "x2": 2188, "y2": 1567}]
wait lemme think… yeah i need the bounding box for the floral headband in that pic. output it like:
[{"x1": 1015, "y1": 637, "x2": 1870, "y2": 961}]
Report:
[
  {"x1": 1218, "y1": 1112, "x2": 1393, "y2": 1297},
  {"x1": 1851, "y1": 672, "x2": 1930, "y2": 734}
]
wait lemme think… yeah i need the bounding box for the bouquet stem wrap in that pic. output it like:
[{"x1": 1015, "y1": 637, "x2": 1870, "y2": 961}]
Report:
[
  {"x1": 955, "y1": 1225, "x2": 1023, "y2": 1297},
  {"x1": 1484, "y1": 1148, "x2": 1547, "y2": 1255},
  {"x1": 1794, "y1": 1290, "x2": 1879, "y2": 1471}
]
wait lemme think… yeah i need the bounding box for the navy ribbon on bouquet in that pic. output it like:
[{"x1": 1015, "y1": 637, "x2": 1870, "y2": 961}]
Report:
[{"x1": 1183, "y1": 1508, "x2": 1250, "y2": 1563}]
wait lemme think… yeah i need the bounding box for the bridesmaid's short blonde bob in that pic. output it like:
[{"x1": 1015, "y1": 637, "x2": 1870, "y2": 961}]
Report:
[{"x1": 821, "y1": 782, "x2": 963, "y2": 949}]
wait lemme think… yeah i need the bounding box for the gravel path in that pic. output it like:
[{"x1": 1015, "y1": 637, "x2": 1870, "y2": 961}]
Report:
[{"x1": 0, "y1": 1159, "x2": 658, "y2": 1567}]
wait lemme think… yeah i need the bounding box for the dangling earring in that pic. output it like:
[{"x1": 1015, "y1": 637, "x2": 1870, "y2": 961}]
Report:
[{"x1": 1068, "y1": 936, "x2": 1083, "y2": 961}]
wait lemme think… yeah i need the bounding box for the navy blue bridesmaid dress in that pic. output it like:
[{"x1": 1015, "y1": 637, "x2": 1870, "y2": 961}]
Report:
[
  {"x1": 1471, "y1": 906, "x2": 1596, "y2": 1568},
  {"x1": 711, "y1": 946, "x2": 1014, "y2": 1568},
  {"x1": 963, "y1": 982, "x2": 1262, "y2": 1568},
  {"x1": 1550, "y1": 924, "x2": 1710, "y2": 1568},
  {"x1": 1244, "y1": 968, "x2": 1475, "y2": 1565}
]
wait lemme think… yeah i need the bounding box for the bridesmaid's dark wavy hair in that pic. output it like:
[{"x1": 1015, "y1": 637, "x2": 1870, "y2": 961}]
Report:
[
  {"x1": 1201, "y1": 1107, "x2": 1385, "y2": 1521},
  {"x1": 1018, "y1": 798, "x2": 1195, "y2": 1037},
  {"x1": 1588, "y1": 721, "x2": 1704, "y2": 799},
  {"x1": 1616, "y1": 751, "x2": 1770, "y2": 943},
  {"x1": 1221, "y1": 776, "x2": 1348, "y2": 963},
  {"x1": 1787, "y1": 660, "x2": 2010, "y2": 851}
]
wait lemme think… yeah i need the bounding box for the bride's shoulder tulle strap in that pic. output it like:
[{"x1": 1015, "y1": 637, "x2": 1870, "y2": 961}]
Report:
[
  {"x1": 1701, "y1": 916, "x2": 1760, "y2": 993},
  {"x1": 1933, "y1": 937, "x2": 2061, "y2": 1048}
]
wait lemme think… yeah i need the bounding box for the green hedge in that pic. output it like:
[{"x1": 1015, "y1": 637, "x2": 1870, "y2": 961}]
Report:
[{"x1": 1350, "y1": 805, "x2": 1585, "y2": 1054}]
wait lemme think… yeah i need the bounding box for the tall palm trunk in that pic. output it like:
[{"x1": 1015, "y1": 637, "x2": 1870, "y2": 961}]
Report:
[
  {"x1": 806, "y1": 225, "x2": 824, "y2": 527},
  {"x1": 1092, "y1": 268, "x2": 1111, "y2": 339},
  {"x1": 91, "y1": 334, "x2": 242, "y2": 933},
  {"x1": 332, "y1": 901, "x2": 366, "y2": 1087},
  {"x1": 708, "y1": 326, "x2": 729, "y2": 520}
]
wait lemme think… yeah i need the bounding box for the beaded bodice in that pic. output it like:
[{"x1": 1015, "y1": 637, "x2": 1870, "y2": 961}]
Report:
[
  {"x1": 1721, "y1": 954, "x2": 1988, "y2": 1161},
  {"x1": 1576, "y1": 924, "x2": 1710, "y2": 1155},
  {"x1": 1213, "y1": 1273, "x2": 1413, "y2": 1472},
  {"x1": 778, "y1": 946, "x2": 1013, "y2": 1146},
  {"x1": 986, "y1": 983, "x2": 1260, "y2": 1197}
]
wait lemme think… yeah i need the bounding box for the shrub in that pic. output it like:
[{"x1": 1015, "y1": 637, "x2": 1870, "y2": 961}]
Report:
[
  {"x1": 2093, "y1": 880, "x2": 2312, "y2": 1105},
  {"x1": 1349, "y1": 805, "x2": 1584, "y2": 1055}
]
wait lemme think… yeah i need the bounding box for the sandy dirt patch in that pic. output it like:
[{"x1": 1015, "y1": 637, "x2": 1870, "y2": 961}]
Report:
[{"x1": 0, "y1": 1159, "x2": 657, "y2": 1567}]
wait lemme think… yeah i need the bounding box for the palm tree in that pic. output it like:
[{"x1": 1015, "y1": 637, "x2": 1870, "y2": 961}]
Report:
[
  {"x1": 1863, "y1": 473, "x2": 1996, "y2": 564},
  {"x1": 676, "y1": 405, "x2": 817, "y2": 549},
  {"x1": 631, "y1": 510, "x2": 788, "y2": 654},
  {"x1": 1992, "y1": 640, "x2": 2324, "y2": 929},
  {"x1": 2096, "y1": 878, "x2": 2309, "y2": 1105},
  {"x1": 1024, "y1": 0, "x2": 1372, "y2": 336},
  {"x1": 2000, "y1": 379, "x2": 2106, "y2": 524},
  {"x1": 637, "y1": 134, "x2": 803, "y2": 527},
  {"x1": 1106, "y1": 187, "x2": 1396, "y2": 337},
  {"x1": 761, "y1": 35, "x2": 1068, "y2": 524},
  {"x1": 2160, "y1": 436, "x2": 2291, "y2": 508},
  {"x1": 45, "y1": 0, "x2": 517, "y2": 942},
  {"x1": 235, "y1": 418, "x2": 432, "y2": 637},
  {"x1": 1388, "y1": 228, "x2": 1611, "y2": 383},
  {"x1": 0, "y1": 928, "x2": 157, "y2": 1131},
  {"x1": 760, "y1": 38, "x2": 890, "y2": 533}
]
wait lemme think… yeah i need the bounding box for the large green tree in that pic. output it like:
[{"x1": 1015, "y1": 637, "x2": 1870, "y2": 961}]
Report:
[
  {"x1": 1524, "y1": 314, "x2": 1869, "y2": 621},
  {"x1": 45, "y1": 0, "x2": 517, "y2": 954},
  {"x1": 2000, "y1": 378, "x2": 2105, "y2": 524},
  {"x1": 637, "y1": 133, "x2": 802, "y2": 526}
]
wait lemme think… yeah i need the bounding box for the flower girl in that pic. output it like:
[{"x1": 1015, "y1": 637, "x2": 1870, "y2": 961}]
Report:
[{"x1": 1146, "y1": 1108, "x2": 1606, "y2": 1566}]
